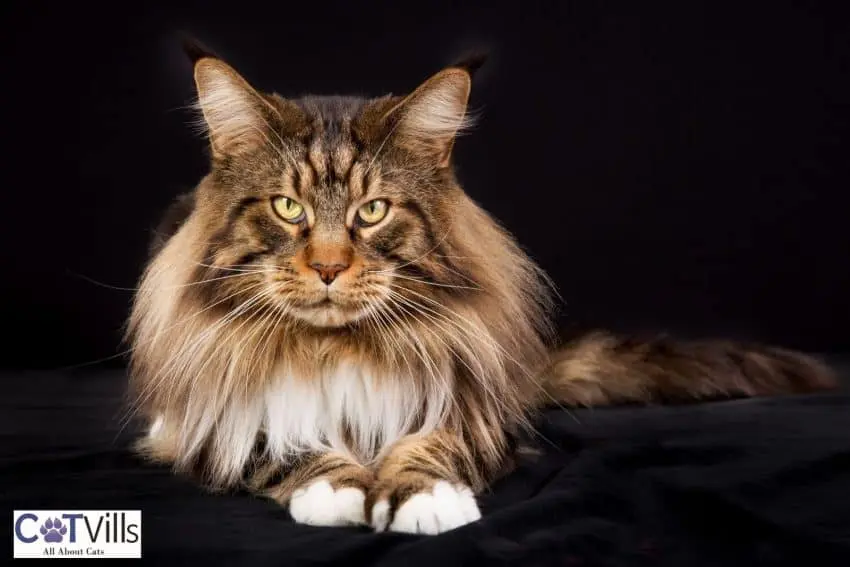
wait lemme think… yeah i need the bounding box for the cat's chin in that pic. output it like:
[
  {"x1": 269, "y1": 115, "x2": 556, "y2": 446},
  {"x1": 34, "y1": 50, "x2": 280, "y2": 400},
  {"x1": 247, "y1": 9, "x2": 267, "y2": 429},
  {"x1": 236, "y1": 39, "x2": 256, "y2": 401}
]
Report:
[{"x1": 290, "y1": 303, "x2": 366, "y2": 329}]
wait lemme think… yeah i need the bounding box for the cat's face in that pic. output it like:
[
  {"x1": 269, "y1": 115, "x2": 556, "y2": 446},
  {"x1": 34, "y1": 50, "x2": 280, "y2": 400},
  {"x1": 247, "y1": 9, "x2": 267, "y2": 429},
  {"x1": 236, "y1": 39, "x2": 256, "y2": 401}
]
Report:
[{"x1": 188, "y1": 57, "x2": 475, "y2": 328}]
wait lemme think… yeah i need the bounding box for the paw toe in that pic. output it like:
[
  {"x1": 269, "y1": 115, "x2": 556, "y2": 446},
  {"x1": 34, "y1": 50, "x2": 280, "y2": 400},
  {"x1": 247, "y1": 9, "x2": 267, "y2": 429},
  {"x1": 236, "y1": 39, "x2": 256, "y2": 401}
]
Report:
[
  {"x1": 392, "y1": 492, "x2": 441, "y2": 534},
  {"x1": 370, "y1": 500, "x2": 391, "y2": 532},
  {"x1": 289, "y1": 480, "x2": 367, "y2": 527},
  {"x1": 384, "y1": 481, "x2": 481, "y2": 535}
]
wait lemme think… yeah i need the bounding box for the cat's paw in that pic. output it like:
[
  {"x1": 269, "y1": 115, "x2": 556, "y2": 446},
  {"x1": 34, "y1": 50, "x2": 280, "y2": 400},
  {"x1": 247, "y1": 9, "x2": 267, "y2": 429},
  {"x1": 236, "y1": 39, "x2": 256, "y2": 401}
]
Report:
[
  {"x1": 288, "y1": 480, "x2": 367, "y2": 527},
  {"x1": 370, "y1": 480, "x2": 481, "y2": 535}
]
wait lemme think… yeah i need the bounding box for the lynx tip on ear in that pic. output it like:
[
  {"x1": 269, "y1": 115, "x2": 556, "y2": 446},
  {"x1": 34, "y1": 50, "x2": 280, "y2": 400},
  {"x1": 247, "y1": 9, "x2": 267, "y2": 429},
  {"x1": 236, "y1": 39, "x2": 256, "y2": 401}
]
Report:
[
  {"x1": 179, "y1": 33, "x2": 219, "y2": 65},
  {"x1": 449, "y1": 50, "x2": 490, "y2": 78}
]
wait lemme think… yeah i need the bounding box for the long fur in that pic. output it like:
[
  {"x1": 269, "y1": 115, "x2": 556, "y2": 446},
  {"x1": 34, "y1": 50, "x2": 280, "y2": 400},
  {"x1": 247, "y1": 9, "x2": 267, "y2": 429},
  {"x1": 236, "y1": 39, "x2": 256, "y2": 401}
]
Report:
[
  {"x1": 126, "y1": 49, "x2": 837, "y2": 532},
  {"x1": 128, "y1": 179, "x2": 553, "y2": 487}
]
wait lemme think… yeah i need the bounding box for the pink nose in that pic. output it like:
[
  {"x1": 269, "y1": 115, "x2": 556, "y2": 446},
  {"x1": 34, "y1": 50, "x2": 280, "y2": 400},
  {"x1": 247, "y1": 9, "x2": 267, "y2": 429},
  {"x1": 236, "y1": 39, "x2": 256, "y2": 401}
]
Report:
[{"x1": 310, "y1": 262, "x2": 349, "y2": 285}]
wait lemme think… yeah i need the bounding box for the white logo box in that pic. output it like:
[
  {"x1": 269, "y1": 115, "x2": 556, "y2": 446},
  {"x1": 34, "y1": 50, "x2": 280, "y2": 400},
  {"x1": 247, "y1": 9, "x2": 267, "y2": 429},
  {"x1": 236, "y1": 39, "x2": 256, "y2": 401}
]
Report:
[{"x1": 12, "y1": 510, "x2": 142, "y2": 559}]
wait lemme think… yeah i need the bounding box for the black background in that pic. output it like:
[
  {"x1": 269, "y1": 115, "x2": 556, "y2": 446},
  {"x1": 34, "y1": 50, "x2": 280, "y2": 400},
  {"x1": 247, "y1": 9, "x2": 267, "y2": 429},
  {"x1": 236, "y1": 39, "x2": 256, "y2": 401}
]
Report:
[
  {"x1": 2, "y1": 4, "x2": 850, "y2": 564},
  {"x1": 1, "y1": 1, "x2": 848, "y2": 369}
]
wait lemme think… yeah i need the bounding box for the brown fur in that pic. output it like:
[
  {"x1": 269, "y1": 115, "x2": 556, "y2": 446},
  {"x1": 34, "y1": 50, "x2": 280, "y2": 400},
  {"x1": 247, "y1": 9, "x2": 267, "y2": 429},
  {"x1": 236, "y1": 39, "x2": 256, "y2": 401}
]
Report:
[
  {"x1": 365, "y1": 429, "x2": 494, "y2": 527},
  {"x1": 542, "y1": 331, "x2": 836, "y2": 407},
  {"x1": 251, "y1": 452, "x2": 374, "y2": 503},
  {"x1": 126, "y1": 46, "x2": 837, "y2": 531}
]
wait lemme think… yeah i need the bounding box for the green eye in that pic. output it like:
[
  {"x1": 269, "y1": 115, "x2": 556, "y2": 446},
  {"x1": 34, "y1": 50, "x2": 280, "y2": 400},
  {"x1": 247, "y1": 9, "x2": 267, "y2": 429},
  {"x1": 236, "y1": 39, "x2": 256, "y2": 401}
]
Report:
[
  {"x1": 272, "y1": 196, "x2": 305, "y2": 223},
  {"x1": 357, "y1": 199, "x2": 389, "y2": 225}
]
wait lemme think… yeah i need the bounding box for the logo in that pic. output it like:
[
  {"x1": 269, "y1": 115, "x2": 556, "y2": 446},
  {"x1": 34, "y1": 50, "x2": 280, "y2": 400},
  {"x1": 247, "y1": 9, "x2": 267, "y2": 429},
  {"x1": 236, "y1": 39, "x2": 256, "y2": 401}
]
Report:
[
  {"x1": 39, "y1": 518, "x2": 68, "y2": 543},
  {"x1": 13, "y1": 511, "x2": 141, "y2": 559}
]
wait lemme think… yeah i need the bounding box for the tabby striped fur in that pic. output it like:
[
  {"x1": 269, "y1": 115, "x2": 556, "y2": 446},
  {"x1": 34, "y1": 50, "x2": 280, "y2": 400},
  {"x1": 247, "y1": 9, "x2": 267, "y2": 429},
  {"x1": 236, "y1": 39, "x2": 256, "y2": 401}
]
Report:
[{"x1": 127, "y1": 43, "x2": 836, "y2": 535}]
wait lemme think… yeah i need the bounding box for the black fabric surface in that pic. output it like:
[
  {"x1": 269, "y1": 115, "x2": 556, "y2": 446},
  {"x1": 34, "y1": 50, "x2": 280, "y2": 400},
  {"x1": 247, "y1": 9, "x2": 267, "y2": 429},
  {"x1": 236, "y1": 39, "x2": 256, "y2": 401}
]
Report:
[{"x1": 2, "y1": 364, "x2": 849, "y2": 566}]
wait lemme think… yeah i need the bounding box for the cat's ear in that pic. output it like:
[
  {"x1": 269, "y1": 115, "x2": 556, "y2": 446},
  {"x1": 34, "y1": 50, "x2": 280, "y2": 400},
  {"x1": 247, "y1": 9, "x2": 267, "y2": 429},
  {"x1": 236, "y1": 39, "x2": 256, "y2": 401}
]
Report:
[
  {"x1": 185, "y1": 44, "x2": 279, "y2": 158},
  {"x1": 385, "y1": 61, "x2": 479, "y2": 167}
]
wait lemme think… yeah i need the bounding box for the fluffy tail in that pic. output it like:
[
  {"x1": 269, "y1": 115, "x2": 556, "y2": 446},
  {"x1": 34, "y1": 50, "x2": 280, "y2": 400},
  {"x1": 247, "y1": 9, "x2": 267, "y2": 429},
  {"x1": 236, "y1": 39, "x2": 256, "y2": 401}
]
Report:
[{"x1": 540, "y1": 331, "x2": 838, "y2": 407}]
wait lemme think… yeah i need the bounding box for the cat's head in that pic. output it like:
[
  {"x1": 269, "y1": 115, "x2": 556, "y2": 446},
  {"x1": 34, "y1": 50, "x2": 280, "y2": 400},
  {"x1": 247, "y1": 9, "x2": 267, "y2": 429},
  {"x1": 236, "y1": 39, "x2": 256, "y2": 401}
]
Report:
[{"x1": 183, "y1": 47, "x2": 486, "y2": 328}]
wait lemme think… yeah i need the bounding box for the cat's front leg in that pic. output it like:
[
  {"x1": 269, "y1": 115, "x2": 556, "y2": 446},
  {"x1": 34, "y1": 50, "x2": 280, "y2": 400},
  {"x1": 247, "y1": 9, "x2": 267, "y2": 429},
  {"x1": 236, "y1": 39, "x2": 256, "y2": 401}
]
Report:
[
  {"x1": 249, "y1": 452, "x2": 375, "y2": 527},
  {"x1": 367, "y1": 432, "x2": 484, "y2": 535}
]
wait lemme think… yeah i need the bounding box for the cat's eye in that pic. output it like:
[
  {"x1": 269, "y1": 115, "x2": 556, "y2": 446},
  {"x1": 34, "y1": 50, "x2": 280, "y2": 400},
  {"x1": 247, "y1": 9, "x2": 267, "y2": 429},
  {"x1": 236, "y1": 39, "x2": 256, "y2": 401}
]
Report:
[
  {"x1": 357, "y1": 199, "x2": 389, "y2": 226},
  {"x1": 272, "y1": 196, "x2": 305, "y2": 223}
]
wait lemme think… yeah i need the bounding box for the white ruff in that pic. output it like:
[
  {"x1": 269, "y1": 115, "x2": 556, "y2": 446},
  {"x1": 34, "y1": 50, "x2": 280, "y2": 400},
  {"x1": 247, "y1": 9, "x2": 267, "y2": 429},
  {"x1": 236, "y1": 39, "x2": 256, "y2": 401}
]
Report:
[
  {"x1": 263, "y1": 360, "x2": 448, "y2": 463},
  {"x1": 150, "y1": 360, "x2": 450, "y2": 479}
]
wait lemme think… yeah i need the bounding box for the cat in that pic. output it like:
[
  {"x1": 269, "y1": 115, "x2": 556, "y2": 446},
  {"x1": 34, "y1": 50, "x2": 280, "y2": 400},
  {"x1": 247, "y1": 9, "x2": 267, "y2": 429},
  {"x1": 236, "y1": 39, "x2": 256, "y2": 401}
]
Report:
[{"x1": 127, "y1": 41, "x2": 837, "y2": 535}]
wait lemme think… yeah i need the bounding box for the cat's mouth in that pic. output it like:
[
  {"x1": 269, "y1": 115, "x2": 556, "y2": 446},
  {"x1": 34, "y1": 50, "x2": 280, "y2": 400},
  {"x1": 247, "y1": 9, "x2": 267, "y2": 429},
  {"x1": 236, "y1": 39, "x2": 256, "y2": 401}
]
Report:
[
  {"x1": 287, "y1": 292, "x2": 373, "y2": 328},
  {"x1": 293, "y1": 303, "x2": 360, "y2": 328},
  {"x1": 276, "y1": 277, "x2": 390, "y2": 328}
]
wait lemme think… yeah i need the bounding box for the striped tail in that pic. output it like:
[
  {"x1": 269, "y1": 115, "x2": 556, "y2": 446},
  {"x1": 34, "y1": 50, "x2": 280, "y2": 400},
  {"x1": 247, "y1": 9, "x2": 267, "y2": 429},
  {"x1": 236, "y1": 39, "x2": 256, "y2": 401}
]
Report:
[{"x1": 541, "y1": 331, "x2": 838, "y2": 407}]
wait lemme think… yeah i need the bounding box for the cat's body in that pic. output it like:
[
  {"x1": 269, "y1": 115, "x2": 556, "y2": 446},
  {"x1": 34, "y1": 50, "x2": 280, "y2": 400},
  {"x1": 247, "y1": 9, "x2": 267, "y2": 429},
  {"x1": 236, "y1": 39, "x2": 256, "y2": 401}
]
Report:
[{"x1": 128, "y1": 44, "x2": 836, "y2": 535}]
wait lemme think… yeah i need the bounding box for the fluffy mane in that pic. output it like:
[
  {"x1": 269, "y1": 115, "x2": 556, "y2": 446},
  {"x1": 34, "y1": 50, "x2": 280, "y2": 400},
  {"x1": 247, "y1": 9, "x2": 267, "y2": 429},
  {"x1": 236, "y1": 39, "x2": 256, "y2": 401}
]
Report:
[{"x1": 126, "y1": 47, "x2": 836, "y2": 535}]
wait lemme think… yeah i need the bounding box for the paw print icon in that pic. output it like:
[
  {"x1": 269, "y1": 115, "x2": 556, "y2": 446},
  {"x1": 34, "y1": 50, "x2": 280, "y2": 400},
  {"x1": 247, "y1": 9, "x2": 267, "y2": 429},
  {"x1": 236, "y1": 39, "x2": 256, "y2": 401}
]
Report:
[{"x1": 40, "y1": 518, "x2": 67, "y2": 543}]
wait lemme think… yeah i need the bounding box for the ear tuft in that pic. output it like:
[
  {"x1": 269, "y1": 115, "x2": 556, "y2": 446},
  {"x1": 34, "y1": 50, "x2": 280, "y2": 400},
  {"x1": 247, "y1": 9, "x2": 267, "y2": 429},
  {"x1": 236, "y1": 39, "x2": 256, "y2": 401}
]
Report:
[
  {"x1": 387, "y1": 68, "x2": 473, "y2": 166},
  {"x1": 179, "y1": 33, "x2": 219, "y2": 65},
  {"x1": 449, "y1": 50, "x2": 489, "y2": 79},
  {"x1": 192, "y1": 58, "x2": 276, "y2": 158},
  {"x1": 400, "y1": 69, "x2": 472, "y2": 140}
]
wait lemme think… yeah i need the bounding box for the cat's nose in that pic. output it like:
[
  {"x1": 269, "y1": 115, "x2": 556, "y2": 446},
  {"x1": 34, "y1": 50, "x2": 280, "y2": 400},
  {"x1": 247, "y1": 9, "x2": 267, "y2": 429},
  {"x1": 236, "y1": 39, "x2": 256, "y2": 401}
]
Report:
[{"x1": 310, "y1": 262, "x2": 349, "y2": 285}]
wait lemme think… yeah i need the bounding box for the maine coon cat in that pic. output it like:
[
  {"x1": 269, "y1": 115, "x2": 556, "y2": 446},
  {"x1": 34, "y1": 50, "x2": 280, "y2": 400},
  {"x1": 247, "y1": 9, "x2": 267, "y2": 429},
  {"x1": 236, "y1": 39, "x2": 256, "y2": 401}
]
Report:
[{"x1": 128, "y1": 42, "x2": 837, "y2": 535}]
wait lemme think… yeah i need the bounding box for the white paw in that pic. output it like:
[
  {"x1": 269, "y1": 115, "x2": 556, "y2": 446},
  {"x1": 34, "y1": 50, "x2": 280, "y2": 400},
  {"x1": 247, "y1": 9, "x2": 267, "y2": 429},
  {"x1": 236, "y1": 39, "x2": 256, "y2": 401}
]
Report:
[
  {"x1": 289, "y1": 480, "x2": 367, "y2": 527},
  {"x1": 372, "y1": 481, "x2": 481, "y2": 535}
]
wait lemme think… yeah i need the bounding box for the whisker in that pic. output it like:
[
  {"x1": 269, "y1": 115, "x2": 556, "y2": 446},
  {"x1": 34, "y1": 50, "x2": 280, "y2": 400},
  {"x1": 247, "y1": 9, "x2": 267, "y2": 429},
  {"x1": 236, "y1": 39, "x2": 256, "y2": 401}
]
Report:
[
  {"x1": 364, "y1": 222, "x2": 457, "y2": 276},
  {"x1": 71, "y1": 268, "x2": 272, "y2": 294},
  {"x1": 63, "y1": 280, "x2": 270, "y2": 373},
  {"x1": 367, "y1": 271, "x2": 481, "y2": 291},
  {"x1": 119, "y1": 282, "x2": 272, "y2": 430},
  {"x1": 386, "y1": 282, "x2": 578, "y2": 424},
  {"x1": 369, "y1": 291, "x2": 455, "y2": 435},
  {"x1": 379, "y1": 285, "x2": 570, "y2": 446},
  {"x1": 378, "y1": 287, "x2": 508, "y2": 410},
  {"x1": 370, "y1": 287, "x2": 492, "y2": 439}
]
